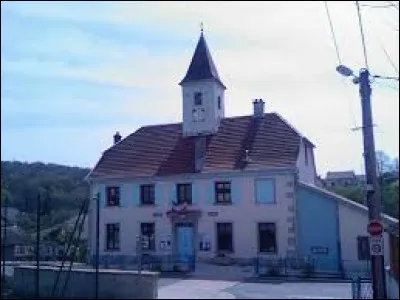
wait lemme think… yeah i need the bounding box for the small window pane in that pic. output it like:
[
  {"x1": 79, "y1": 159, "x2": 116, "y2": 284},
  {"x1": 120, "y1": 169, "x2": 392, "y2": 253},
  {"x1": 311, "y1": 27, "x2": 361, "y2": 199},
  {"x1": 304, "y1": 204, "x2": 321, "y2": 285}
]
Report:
[
  {"x1": 258, "y1": 223, "x2": 277, "y2": 253},
  {"x1": 194, "y1": 92, "x2": 202, "y2": 106},
  {"x1": 107, "y1": 187, "x2": 120, "y2": 206},
  {"x1": 217, "y1": 223, "x2": 233, "y2": 252},
  {"x1": 215, "y1": 181, "x2": 232, "y2": 204},
  {"x1": 106, "y1": 223, "x2": 120, "y2": 250}
]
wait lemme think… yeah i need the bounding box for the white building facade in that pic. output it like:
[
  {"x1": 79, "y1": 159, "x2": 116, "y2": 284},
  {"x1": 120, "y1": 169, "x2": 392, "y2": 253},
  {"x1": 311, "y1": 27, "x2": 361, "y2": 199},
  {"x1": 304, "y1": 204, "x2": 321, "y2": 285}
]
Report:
[{"x1": 87, "y1": 31, "x2": 398, "y2": 275}]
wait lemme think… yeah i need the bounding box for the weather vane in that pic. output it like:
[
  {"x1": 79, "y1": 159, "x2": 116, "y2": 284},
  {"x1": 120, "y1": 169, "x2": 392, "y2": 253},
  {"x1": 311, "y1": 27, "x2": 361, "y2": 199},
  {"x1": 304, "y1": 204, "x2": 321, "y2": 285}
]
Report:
[{"x1": 200, "y1": 22, "x2": 204, "y2": 34}]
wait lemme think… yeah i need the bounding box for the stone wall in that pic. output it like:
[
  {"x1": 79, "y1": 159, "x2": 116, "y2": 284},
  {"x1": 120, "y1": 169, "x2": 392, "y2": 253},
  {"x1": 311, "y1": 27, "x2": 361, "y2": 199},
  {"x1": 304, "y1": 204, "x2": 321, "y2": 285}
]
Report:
[{"x1": 13, "y1": 265, "x2": 158, "y2": 299}]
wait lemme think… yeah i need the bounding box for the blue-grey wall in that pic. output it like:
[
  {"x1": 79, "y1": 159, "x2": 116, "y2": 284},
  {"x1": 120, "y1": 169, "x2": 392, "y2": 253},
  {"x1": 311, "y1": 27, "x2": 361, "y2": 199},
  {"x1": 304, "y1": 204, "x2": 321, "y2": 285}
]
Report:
[{"x1": 296, "y1": 184, "x2": 341, "y2": 272}]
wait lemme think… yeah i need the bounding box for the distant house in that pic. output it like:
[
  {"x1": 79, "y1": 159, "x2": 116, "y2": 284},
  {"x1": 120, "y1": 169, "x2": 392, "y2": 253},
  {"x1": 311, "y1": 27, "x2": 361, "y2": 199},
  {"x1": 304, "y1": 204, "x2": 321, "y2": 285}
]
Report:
[
  {"x1": 38, "y1": 214, "x2": 89, "y2": 241},
  {"x1": 32, "y1": 214, "x2": 89, "y2": 260},
  {"x1": 324, "y1": 171, "x2": 365, "y2": 188},
  {"x1": 1, "y1": 207, "x2": 21, "y2": 227},
  {"x1": 1, "y1": 225, "x2": 34, "y2": 261}
]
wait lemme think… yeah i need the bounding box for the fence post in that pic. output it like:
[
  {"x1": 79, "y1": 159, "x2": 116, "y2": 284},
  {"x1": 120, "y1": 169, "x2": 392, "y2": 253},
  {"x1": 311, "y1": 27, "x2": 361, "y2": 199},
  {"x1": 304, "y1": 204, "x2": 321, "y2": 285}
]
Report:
[{"x1": 352, "y1": 276, "x2": 361, "y2": 299}]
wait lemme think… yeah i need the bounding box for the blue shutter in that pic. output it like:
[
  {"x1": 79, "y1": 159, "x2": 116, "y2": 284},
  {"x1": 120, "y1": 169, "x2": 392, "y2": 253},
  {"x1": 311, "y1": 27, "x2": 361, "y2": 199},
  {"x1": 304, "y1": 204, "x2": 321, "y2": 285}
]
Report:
[
  {"x1": 231, "y1": 179, "x2": 241, "y2": 204},
  {"x1": 206, "y1": 181, "x2": 215, "y2": 205},
  {"x1": 132, "y1": 184, "x2": 140, "y2": 206},
  {"x1": 192, "y1": 182, "x2": 199, "y2": 205},
  {"x1": 170, "y1": 183, "x2": 176, "y2": 205},
  {"x1": 120, "y1": 183, "x2": 130, "y2": 207},
  {"x1": 155, "y1": 183, "x2": 163, "y2": 206},
  {"x1": 256, "y1": 179, "x2": 275, "y2": 204},
  {"x1": 98, "y1": 184, "x2": 106, "y2": 207}
]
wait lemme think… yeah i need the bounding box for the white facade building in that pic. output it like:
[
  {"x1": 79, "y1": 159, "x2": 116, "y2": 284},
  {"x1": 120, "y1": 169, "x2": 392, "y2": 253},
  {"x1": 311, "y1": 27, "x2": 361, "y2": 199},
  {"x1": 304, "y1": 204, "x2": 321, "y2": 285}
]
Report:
[{"x1": 87, "y1": 31, "x2": 398, "y2": 275}]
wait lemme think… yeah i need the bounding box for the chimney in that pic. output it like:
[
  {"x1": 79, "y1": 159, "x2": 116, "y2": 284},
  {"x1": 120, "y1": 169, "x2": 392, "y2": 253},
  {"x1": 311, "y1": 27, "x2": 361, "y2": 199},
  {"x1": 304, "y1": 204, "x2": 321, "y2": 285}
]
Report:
[
  {"x1": 113, "y1": 131, "x2": 122, "y2": 144},
  {"x1": 253, "y1": 99, "x2": 265, "y2": 118},
  {"x1": 194, "y1": 136, "x2": 207, "y2": 172}
]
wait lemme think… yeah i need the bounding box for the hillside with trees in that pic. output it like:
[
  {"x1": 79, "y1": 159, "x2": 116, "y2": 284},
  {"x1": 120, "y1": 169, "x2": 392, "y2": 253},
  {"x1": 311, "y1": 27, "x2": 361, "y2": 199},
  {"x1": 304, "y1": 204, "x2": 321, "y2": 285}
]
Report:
[{"x1": 1, "y1": 161, "x2": 90, "y2": 233}]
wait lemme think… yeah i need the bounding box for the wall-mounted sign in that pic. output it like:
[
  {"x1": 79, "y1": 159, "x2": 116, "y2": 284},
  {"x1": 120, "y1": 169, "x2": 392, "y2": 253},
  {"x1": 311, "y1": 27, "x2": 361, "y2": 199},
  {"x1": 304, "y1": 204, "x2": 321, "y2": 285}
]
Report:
[
  {"x1": 311, "y1": 246, "x2": 329, "y2": 254},
  {"x1": 159, "y1": 235, "x2": 172, "y2": 252},
  {"x1": 207, "y1": 212, "x2": 218, "y2": 217},
  {"x1": 369, "y1": 236, "x2": 383, "y2": 256},
  {"x1": 199, "y1": 233, "x2": 211, "y2": 251}
]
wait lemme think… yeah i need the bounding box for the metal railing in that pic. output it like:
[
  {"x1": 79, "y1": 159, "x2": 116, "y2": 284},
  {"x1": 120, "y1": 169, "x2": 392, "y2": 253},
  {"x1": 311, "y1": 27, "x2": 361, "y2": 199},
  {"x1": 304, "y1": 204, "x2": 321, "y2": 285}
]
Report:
[
  {"x1": 254, "y1": 256, "x2": 372, "y2": 279},
  {"x1": 352, "y1": 277, "x2": 373, "y2": 299},
  {"x1": 90, "y1": 254, "x2": 196, "y2": 273}
]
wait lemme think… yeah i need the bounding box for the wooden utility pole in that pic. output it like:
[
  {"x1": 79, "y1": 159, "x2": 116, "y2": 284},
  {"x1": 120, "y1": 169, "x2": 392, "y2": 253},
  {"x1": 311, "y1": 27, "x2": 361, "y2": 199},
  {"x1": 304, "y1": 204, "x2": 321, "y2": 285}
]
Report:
[
  {"x1": 359, "y1": 68, "x2": 386, "y2": 299},
  {"x1": 36, "y1": 194, "x2": 41, "y2": 299}
]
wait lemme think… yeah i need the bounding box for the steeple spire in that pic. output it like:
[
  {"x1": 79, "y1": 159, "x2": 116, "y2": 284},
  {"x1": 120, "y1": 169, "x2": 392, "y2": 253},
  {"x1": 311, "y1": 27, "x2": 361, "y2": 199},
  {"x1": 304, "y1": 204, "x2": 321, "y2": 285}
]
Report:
[{"x1": 179, "y1": 29, "x2": 225, "y2": 89}]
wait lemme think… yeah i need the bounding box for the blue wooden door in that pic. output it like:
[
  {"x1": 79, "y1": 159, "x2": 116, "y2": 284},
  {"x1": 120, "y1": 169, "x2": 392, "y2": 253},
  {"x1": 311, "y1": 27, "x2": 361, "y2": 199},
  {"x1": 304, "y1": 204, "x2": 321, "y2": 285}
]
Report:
[{"x1": 176, "y1": 223, "x2": 194, "y2": 262}]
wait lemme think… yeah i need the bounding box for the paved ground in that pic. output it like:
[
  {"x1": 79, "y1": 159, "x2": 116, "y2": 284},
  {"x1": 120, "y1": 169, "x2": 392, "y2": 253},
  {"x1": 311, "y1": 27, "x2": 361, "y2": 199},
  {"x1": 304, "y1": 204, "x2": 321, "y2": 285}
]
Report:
[{"x1": 158, "y1": 279, "x2": 353, "y2": 299}]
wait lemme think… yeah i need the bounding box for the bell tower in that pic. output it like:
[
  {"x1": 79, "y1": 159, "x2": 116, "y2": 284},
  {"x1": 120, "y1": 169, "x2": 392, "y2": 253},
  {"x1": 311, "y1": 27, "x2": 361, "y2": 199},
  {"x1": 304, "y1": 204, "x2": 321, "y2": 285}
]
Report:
[{"x1": 179, "y1": 29, "x2": 226, "y2": 137}]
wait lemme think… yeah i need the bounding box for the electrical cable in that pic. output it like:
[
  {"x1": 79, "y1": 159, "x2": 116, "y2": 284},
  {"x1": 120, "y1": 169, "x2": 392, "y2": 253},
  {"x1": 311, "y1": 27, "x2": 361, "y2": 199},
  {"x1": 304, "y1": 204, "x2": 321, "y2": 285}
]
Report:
[
  {"x1": 324, "y1": 1, "x2": 342, "y2": 65},
  {"x1": 356, "y1": 1, "x2": 370, "y2": 70},
  {"x1": 381, "y1": 45, "x2": 399, "y2": 76}
]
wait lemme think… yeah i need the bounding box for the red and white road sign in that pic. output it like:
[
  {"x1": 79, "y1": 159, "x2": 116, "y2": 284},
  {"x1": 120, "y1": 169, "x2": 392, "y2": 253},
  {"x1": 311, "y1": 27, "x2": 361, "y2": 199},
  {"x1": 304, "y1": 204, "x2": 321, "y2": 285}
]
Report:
[{"x1": 367, "y1": 220, "x2": 383, "y2": 236}]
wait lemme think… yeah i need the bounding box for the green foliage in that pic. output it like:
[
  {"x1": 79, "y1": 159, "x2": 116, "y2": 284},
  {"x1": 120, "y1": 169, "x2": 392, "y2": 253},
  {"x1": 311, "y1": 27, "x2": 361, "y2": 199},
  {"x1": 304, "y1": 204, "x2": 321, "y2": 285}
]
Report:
[
  {"x1": 1, "y1": 161, "x2": 90, "y2": 233},
  {"x1": 330, "y1": 186, "x2": 365, "y2": 204},
  {"x1": 328, "y1": 172, "x2": 399, "y2": 218}
]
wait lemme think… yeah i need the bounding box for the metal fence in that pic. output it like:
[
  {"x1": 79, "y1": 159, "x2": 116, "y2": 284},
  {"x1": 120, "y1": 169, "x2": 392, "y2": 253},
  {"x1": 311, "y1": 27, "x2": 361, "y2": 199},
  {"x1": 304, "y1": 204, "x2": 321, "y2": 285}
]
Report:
[
  {"x1": 89, "y1": 254, "x2": 196, "y2": 273},
  {"x1": 352, "y1": 277, "x2": 373, "y2": 299},
  {"x1": 254, "y1": 256, "x2": 372, "y2": 279}
]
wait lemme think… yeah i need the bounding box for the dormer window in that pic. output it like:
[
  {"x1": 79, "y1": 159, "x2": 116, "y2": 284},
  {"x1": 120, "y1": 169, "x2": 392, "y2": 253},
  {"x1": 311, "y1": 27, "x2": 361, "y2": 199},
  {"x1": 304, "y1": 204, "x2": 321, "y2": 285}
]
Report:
[{"x1": 194, "y1": 92, "x2": 202, "y2": 106}]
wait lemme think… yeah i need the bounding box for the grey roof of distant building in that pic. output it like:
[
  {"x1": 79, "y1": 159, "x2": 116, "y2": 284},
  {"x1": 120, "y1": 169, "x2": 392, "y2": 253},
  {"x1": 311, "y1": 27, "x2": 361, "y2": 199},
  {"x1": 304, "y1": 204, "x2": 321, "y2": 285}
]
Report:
[
  {"x1": 356, "y1": 174, "x2": 366, "y2": 181},
  {"x1": 325, "y1": 171, "x2": 356, "y2": 180}
]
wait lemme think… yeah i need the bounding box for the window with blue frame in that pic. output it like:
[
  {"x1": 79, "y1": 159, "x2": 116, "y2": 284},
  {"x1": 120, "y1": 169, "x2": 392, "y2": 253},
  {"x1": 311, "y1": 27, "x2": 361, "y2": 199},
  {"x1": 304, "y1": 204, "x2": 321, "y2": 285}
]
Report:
[
  {"x1": 106, "y1": 223, "x2": 120, "y2": 251},
  {"x1": 255, "y1": 179, "x2": 275, "y2": 204},
  {"x1": 258, "y1": 223, "x2": 277, "y2": 253},
  {"x1": 140, "y1": 184, "x2": 155, "y2": 205},
  {"x1": 106, "y1": 186, "x2": 120, "y2": 206},
  {"x1": 215, "y1": 182, "x2": 231, "y2": 204},
  {"x1": 176, "y1": 183, "x2": 192, "y2": 205}
]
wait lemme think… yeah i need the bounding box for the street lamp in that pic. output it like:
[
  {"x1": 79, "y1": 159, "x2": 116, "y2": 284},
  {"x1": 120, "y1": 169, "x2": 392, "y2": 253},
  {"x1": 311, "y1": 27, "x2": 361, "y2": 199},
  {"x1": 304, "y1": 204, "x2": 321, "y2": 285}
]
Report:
[{"x1": 336, "y1": 64, "x2": 354, "y2": 77}]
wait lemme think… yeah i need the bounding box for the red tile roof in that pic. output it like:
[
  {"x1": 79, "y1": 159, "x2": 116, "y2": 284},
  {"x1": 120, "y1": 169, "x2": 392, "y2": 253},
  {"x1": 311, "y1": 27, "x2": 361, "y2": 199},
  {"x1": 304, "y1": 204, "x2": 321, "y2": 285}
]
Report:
[{"x1": 89, "y1": 113, "x2": 303, "y2": 179}]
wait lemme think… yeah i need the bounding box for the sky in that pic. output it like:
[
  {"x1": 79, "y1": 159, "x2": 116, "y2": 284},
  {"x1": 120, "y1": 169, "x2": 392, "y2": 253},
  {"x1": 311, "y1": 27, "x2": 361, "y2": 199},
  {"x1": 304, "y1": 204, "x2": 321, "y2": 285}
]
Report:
[{"x1": 1, "y1": 1, "x2": 399, "y2": 177}]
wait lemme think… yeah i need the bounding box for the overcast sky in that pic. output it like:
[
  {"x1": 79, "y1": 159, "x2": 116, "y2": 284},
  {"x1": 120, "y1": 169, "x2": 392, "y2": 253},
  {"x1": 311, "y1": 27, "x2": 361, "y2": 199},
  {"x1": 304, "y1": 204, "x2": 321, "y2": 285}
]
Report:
[{"x1": 1, "y1": 1, "x2": 399, "y2": 176}]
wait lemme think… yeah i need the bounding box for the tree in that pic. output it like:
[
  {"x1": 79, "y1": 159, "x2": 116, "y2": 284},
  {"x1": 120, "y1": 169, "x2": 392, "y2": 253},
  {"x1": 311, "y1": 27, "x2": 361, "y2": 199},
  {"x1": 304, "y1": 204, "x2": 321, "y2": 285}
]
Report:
[
  {"x1": 1, "y1": 161, "x2": 90, "y2": 233},
  {"x1": 376, "y1": 151, "x2": 392, "y2": 175}
]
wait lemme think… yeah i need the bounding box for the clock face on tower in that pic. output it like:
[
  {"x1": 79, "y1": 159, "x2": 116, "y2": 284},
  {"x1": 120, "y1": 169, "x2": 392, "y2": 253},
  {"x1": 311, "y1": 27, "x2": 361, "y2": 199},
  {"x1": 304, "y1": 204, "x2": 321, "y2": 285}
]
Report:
[{"x1": 192, "y1": 108, "x2": 205, "y2": 122}]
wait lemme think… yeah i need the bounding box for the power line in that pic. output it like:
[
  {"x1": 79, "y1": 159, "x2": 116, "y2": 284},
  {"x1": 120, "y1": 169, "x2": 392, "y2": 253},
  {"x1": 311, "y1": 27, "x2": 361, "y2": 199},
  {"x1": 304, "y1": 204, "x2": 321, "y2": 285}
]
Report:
[
  {"x1": 361, "y1": 3, "x2": 396, "y2": 8},
  {"x1": 323, "y1": 2, "x2": 361, "y2": 130},
  {"x1": 381, "y1": 44, "x2": 399, "y2": 76},
  {"x1": 324, "y1": 1, "x2": 342, "y2": 65},
  {"x1": 356, "y1": 1, "x2": 370, "y2": 70},
  {"x1": 387, "y1": 1, "x2": 399, "y2": 10}
]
